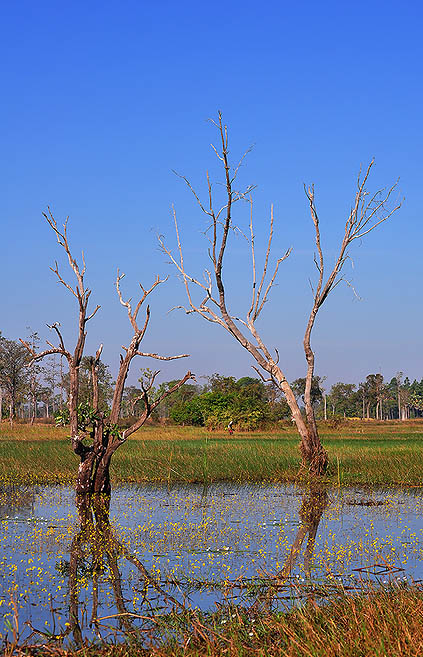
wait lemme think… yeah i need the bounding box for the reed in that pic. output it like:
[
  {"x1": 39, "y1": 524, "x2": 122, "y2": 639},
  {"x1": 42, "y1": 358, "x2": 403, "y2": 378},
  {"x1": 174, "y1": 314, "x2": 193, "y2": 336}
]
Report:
[
  {"x1": 1, "y1": 421, "x2": 423, "y2": 485},
  {"x1": 5, "y1": 586, "x2": 423, "y2": 656}
]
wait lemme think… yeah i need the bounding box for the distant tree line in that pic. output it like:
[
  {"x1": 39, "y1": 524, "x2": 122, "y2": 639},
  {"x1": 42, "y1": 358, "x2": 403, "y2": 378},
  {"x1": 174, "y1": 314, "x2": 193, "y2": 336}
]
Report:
[
  {"x1": 0, "y1": 332, "x2": 114, "y2": 423},
  {"x1": 0, "y1": 332, "x2": 66, "y2": 422},
  {"x1": 325, "y1": 373, "x2": 423, "y2": 421},
  {"x1": 149, "y1": 372, "x2": 423, "y2": 428},
  {"x1": 1, "y1": 333, "x2": 422, "y2": 427}
]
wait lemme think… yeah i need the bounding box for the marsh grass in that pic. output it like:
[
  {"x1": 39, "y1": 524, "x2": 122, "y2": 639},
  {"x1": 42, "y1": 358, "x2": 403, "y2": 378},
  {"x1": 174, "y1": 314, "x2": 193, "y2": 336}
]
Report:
[
  {"x1": 152, "y1": 585, "x2": 423, "y2": 657},
  {"x1": 2, "y1": 420, "x2": 423, "y2": 485},
  {"x1": 5, "y1": 586, "x2": 423, "y2": 656},
  {"x1": 0, "y1": 423, "x2": 68, "y2": 441}
]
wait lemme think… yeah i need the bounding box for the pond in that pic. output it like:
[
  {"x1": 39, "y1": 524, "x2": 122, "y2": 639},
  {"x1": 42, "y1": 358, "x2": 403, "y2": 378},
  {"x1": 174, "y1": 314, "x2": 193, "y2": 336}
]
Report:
[{"x1": 1, "y1": 482, "x2": 423, "y2": 644}]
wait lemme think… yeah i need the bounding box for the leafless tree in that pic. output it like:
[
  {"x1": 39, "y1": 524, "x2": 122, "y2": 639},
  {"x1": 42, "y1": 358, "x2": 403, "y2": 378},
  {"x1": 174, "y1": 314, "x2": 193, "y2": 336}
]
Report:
[
  {"x1": 26, "y1": 328, "x2": 42, "y2": 424},
  {"x1": 21, "y1": 211, "x2": 193, "y2": 502},
  {"x1": 160, "y1": 112, "x2": 401, "y2": 476}
]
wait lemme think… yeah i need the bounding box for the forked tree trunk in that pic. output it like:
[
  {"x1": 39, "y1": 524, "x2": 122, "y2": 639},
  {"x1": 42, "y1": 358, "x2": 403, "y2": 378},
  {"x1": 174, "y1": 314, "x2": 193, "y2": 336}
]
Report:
[
  {"x1": 160, "y1": 115, "x2": 399, "y2": 479},
  {"x1": 74, "y1": 443, "x2": 113, "y2": 499},
  {"x1": 21, "y1": 212, "x2": 192, "y2": 507}
]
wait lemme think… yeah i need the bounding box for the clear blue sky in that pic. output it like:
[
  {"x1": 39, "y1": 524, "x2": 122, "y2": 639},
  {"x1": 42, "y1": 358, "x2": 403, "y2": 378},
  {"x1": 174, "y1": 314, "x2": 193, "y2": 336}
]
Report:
[{"x1": 1, "y1": 0, "x2": 421, "y2": 389}]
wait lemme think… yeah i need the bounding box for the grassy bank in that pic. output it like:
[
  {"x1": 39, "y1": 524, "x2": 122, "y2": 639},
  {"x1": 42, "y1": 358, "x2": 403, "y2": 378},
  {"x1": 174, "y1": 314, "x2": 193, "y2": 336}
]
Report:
[
  {"x1": 1, "y1": 420, "x2": 423, "y2": 486},
  {"x1": 135, "y1": 585, "x2": 423, "y2": 657},
  {"x1": 6, "y1": 586, "x2": 423, "y2": 656}
]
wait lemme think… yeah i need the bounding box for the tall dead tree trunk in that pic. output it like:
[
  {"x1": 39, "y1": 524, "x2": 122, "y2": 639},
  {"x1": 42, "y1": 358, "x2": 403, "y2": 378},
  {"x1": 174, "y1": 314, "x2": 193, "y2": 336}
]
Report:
[
  {"x1": 21, "y1": 211, "x2": 193, "y2": 502},
  {"x1": 9, "y1": 398, "x2": 14, "y2": 425},
  {"x1": 160, "y1": 112, "x2": 401, "y2": 476}
]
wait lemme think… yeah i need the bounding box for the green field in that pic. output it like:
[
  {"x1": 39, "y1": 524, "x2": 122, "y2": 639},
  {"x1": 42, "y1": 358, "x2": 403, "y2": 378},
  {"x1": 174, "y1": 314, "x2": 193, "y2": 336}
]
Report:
[{"x1": 1, "y1": 420, "x2": 423, "y2": 486}]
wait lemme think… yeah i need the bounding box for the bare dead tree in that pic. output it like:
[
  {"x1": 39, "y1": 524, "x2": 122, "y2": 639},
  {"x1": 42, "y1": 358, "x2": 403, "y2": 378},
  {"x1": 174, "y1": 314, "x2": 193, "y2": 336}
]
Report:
[
  {"x1": 21, "y1": 210, "x2": 193, "y2": 501},
  {"x1": 160, "y1": 112, "x2": 401, "y2": 476}
]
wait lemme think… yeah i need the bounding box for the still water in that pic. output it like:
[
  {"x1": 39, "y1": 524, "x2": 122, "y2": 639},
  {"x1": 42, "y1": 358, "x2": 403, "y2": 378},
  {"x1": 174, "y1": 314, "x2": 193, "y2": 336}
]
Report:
[{"x1": 1, "y1": 483, "x2": 423, "y2": 643}]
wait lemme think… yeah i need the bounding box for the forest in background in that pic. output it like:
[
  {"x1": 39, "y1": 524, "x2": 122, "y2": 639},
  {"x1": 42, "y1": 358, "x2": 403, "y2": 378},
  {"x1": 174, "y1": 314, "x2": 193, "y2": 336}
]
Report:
[{"x1": 1, "y1": 333, "x2": 422, "y2": 429}]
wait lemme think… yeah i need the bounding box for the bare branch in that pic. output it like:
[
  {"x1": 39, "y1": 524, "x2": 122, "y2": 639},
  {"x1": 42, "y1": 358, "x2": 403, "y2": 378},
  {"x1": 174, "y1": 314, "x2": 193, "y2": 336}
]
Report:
[
  {"x1": 134, "y1": 276, "x2": 167, "y2": 322},
  {"x1": 47, "y1": 322, "x2": 66, "y2": 352},
  {"x1": 254, "y1": 246, "x2": 292, "y2": 320},
  {"x1": 39, "y1": 210, "x2": 100, "y2": 441},
  {"x1": 305, "y1": 183, "x2": 324, "y2": 304},
  {"x1": 342, "y1": 277, "x2": 362, "y2": 300},
  {"x1": 50, "y1": 261, "x2": 77, "y2": 297},
  {"x1": 20, "y1": 319, "x2": 73, "y2": 367},
  {"x1": 110, "y1": 270, "x2": 189, "y2": 425},
  {"x1": 231, "y1": 145, "x2": 254, "y2": 183},
  {"x1": 116, "y1": 270, "x2": 166, "y2": 335},
  {"x1": 249, "y1": 204, "x2": 292, "y2": 321},
  {"x1": 91, "y1": 344, "x2": 103, "y2": 413},
  {"x1": 251, "y1": 365, "x2": 276, "y2": 384},
  {"x1": 86, "y1": 305, "x2": 101, "y2": 322},
  {"x1": 116, "y1": 270, "x2": 135, "y2": 329},
  {"x1": 247, "y1": 198, "x2": 257, "y2": 319},
  {"x1": 122, "y1": 371, "x2": 195, "y2": 440},
  {"x1": 159, "y1": 208, "x2": 218, "y2": 309},
  {"x1": 140, "y1": 369, "x2": 160, "y2": 395},
  {"x1": 135, "y1": 351, "x2": 189, "y2": 361},
  {"x1": 172, "y1": 170, "x2": 213, "y2": 217},
  {"x1": 20, "y1": 340, "x2": 67, "y2": 367},
  {"x1": 43, "y1": 208, "x2": 88, "y2": 303}
]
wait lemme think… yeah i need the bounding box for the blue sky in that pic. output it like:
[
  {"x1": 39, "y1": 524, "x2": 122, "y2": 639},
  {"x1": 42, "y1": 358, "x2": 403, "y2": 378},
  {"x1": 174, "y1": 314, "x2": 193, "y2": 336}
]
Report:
[{"x1": 1, "y1": 0, "x2": 421, "y2": 388}]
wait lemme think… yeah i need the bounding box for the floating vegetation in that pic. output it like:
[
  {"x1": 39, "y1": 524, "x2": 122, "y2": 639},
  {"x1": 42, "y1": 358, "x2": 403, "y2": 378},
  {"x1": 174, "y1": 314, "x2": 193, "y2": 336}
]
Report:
[{"x1": 1, "y1": 482, "x2": 423, "y2": 648}]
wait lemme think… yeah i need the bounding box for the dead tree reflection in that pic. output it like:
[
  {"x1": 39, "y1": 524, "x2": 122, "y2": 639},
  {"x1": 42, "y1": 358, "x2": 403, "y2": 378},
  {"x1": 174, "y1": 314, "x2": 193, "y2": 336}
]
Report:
[
  {"x1": 66, "y1": 494, "x2": 184, "y2": 645},
  {"x1": 279, "y1": 486, "x2": 328, "y2": 581},
  {"x1": 253, "y1": 485, "x2": 329, "y2": 610}
]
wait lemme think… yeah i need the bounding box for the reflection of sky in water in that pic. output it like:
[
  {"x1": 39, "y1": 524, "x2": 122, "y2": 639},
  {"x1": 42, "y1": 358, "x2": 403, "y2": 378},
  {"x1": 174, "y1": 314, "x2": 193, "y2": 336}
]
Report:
[{"x1": 1, "y1": 483, "x2": 423, "y2": 642}]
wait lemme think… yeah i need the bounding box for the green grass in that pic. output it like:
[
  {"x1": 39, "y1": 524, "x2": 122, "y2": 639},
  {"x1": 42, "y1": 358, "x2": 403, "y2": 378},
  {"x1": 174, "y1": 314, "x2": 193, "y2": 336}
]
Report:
[{"x1": 2, "y1": 420, "x2": 423, "y2": 486}]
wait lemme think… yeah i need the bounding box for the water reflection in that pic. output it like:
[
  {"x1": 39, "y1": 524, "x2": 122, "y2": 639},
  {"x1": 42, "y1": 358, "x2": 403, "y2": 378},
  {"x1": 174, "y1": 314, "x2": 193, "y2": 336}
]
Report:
[
  {"x1": 277, "y1": 485, "x2": 329, "y2": 582},
  {"x1": 66, "y1": 494, "x2": 184, "y2": 645},
  {"x1": 43, "y1": 487, "x2": 331, "y2": 643},
  {"x1": 0, "y1": 485, "x2": 35, "y2": 520},
  {"x1": 277, "y1": 486, "x2": 329, "y2": 580},
  {"x1": 1, "y1": 483, "x2": 422, "y2": 645},
  {"x1": 251, "y1": 485, "x2": 329, "y2": 610}
]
